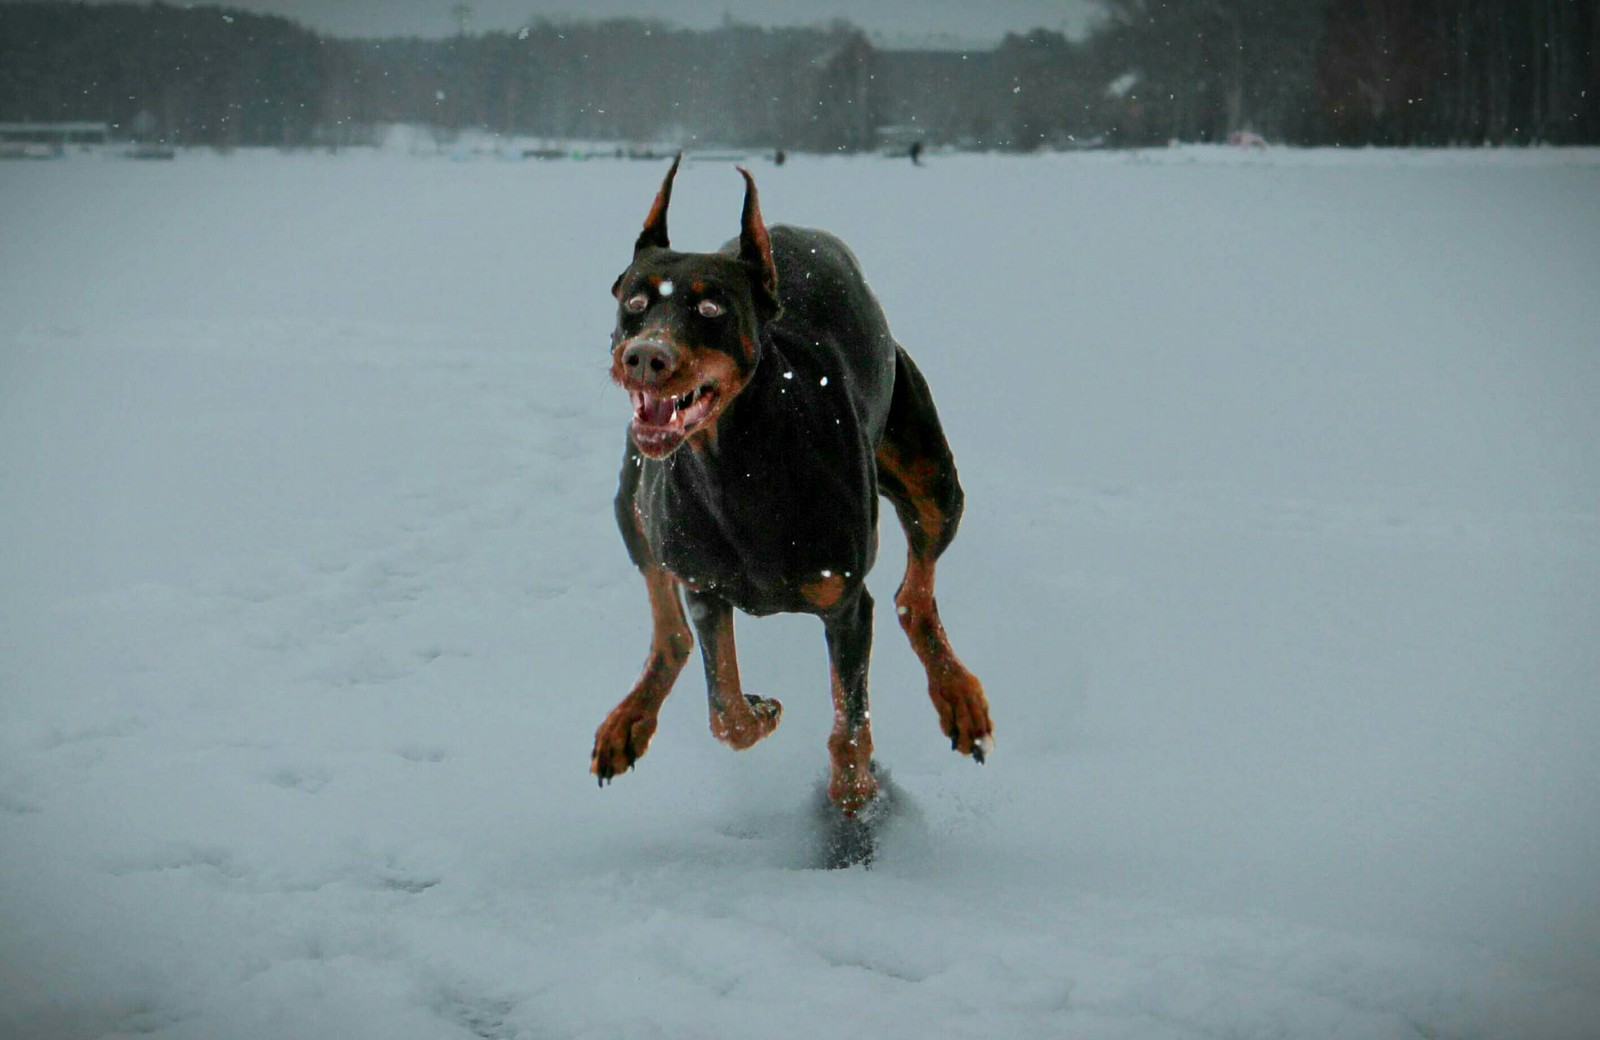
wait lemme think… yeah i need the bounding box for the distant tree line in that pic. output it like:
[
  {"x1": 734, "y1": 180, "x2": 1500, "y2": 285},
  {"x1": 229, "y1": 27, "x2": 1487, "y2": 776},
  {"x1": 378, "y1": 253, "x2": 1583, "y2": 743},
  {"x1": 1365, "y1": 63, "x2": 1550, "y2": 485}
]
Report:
[
  {"x1": 1316, "y1": 0, "x2": 1600, "y2": 143},
  {"x1": 0, "y1": 2, "x2": 323, "y2": 146},
  {"x1": 1097, "y1": 0, "x2": 1600, "y2": 144},
  {"x1": 318, "y1": 20, "x2": 882, "y2": 153},
  {"x1": 1, "y1": 1, "x2": 1595, "y2": 149}
]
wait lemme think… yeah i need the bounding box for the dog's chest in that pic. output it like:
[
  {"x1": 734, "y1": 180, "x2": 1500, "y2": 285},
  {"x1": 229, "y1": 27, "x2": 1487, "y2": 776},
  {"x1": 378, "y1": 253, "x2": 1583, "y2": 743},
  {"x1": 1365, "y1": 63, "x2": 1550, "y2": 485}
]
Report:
[{"x1": 636, "y1": 420, "x2": 877, "y2": 614}]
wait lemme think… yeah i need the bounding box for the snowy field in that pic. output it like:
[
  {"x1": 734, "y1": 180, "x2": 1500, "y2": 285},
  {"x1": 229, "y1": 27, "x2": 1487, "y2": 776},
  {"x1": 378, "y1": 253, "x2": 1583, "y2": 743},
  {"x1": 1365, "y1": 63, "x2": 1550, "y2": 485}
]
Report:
[{"x1": 3, "y1": 146, "x2": 1599, "y2": 1039}]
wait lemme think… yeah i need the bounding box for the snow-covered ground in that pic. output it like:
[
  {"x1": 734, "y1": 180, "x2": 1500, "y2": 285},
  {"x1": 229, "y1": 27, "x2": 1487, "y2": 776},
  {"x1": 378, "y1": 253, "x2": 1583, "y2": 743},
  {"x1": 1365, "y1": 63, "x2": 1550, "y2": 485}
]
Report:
[{"x1": 2, "y1": 147, "x2": 1598, "y2": 1039}]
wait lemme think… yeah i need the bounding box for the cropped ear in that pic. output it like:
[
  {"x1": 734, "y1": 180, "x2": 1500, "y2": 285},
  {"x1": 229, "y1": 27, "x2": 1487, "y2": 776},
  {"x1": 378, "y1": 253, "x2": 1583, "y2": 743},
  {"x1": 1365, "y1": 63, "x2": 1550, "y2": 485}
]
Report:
[
  {"x1": 634, "y1": 152, "x2": 682, "y2": 255},
  {"x1": 736, "y1": 166, "x2": 779, "y2": 318}
]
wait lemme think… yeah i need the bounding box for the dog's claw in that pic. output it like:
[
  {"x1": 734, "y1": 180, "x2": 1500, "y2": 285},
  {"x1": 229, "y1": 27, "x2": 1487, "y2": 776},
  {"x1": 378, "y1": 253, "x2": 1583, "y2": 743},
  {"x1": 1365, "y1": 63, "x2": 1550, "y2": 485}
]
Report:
[
  {"x1": 746, "y1": 693, "x2": 781, "y2": 721},
  {"x1": 592, "y1": 754, "x2": 633, "y2": 787},
  {"x1": 943, "y1": 724, "x2": 994, "y2": 763}
]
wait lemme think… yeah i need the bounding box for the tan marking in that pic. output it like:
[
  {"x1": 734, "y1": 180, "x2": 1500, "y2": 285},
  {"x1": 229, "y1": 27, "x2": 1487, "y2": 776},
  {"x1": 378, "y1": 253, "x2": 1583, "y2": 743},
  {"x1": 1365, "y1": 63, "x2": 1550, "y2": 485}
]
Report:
[
  {"x1": 800, "y1": 572, "x2": 846, "y2": 610},
  {"x1": 681, "y1": 350, "x2": 745, "y2": 454},
  {"x1": 876, "y1": 441, "x2": 945, "y2": 549}
]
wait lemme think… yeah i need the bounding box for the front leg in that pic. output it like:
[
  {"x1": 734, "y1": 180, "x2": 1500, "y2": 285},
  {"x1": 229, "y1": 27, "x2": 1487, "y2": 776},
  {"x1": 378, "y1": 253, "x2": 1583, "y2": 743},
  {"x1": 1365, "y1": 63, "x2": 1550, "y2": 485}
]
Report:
[
  {"x1": 591, "y1": 564, "x2": 692, "y2": 784},
  {"x1": 684, "y1": 590, "x2": 782, "y2": 750}
]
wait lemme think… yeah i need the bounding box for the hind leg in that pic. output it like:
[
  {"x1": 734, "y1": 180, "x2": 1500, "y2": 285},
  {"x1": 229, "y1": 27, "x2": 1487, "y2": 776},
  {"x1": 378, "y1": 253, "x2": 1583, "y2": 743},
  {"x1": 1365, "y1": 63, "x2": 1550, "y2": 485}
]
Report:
[
  {"x1": 876, "y1": 347, "x2": 993, "y2": 760},
  {"x1": 823, "y1": 587, "x2": 878, "y2": 815}
]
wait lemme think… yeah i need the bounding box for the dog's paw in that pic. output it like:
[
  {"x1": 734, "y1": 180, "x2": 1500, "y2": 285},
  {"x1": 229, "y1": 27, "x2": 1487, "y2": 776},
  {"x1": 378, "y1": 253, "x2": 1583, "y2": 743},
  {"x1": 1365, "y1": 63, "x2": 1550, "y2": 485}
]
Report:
[
  {"x1": 828, "y1": 753, "x2": 879, "y2": 818},
  {"x1": 933, "y1": 672, "x2": 993, "y2": 764},
  {"x1": 709, "y1": 693, "x2": 782, "y2": 750},
  {"x1": 591, "y1": 703, "x2": 659, "y2": 786}
]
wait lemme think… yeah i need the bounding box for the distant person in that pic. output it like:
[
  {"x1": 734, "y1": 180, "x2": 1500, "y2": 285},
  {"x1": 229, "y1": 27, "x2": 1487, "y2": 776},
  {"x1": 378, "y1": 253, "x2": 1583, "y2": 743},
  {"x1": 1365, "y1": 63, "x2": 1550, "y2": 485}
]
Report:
[
  {"x1": 909, "y1": 141, "x2": 924, "y2": 166},
  {"x1": 774, "y1": 148, "x2": 786, "y2": 166}
]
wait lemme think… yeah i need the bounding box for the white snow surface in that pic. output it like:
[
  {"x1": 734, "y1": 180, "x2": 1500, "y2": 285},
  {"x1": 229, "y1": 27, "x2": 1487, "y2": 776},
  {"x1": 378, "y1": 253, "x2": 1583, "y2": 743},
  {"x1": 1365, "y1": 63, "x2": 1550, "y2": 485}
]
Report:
[{"x1": 3, "y1": 148, "x2": 1599, "y2": 1039}]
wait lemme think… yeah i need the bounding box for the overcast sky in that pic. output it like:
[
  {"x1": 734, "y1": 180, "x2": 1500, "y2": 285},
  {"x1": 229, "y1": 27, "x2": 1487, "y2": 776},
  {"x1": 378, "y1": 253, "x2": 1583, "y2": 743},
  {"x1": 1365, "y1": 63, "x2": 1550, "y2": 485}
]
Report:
[{"x1": 21, "y1": 1, "x2": 1101, "y2": 46}]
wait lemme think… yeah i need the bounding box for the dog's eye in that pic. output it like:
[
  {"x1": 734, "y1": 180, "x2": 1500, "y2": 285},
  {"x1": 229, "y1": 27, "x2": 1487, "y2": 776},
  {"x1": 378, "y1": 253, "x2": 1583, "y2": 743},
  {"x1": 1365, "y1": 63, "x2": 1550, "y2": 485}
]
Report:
[
  {"x1": 697, "y1": 299, "x2": 724, "y2": 318},
  {"x1": 624, "y1": 293, "x2": 649, "y2": 314}
]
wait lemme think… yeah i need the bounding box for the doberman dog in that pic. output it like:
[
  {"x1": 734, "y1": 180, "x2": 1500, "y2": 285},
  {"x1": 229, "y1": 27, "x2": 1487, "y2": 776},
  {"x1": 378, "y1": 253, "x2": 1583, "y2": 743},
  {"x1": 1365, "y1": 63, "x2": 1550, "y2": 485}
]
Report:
[{"x1": 590, "y1": 155, "x2": 992, "y2": 817}]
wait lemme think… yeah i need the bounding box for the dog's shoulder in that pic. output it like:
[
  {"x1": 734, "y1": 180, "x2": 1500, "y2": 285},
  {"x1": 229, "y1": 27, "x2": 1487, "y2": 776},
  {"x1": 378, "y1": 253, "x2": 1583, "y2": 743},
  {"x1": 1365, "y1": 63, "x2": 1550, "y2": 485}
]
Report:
[{"x1": 748, "y1": 225, "x2": 898, "y2": 428}]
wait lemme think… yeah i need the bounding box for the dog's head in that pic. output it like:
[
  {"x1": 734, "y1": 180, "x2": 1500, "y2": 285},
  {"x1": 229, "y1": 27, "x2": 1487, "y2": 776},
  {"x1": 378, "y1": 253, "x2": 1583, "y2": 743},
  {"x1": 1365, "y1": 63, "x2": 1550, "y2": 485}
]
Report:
[{"x1": 610, "y1": 154, "x2": 780, "y2": 459}]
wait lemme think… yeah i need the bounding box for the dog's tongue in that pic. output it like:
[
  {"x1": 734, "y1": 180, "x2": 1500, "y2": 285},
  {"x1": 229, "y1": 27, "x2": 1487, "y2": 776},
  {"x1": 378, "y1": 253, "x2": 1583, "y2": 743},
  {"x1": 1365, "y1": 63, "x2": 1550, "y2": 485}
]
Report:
[{"x1": 637, "y1": 392, "x2": 674, "y2": 426}]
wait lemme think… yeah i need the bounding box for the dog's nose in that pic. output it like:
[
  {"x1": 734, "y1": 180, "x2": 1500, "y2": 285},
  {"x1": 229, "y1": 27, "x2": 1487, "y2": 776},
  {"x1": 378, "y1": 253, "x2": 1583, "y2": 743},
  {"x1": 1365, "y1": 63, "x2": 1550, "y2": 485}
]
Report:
[{"x1": 622, "y1": 340, "x2": 679, "y2": 386}]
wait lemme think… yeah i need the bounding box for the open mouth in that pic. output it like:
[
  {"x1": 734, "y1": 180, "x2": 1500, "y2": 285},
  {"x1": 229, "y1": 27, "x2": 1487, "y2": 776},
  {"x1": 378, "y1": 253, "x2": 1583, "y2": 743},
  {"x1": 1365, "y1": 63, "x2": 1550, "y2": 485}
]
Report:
[{"x1": 630, "y1": 384, "x2": 719, "y2": 457}]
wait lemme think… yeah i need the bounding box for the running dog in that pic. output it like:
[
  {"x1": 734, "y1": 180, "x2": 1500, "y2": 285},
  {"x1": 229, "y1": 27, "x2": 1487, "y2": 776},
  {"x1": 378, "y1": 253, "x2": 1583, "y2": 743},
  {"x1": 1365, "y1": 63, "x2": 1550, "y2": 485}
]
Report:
[{"x1": 591, "y1": 155, "x2": 992, "y2": 816}]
